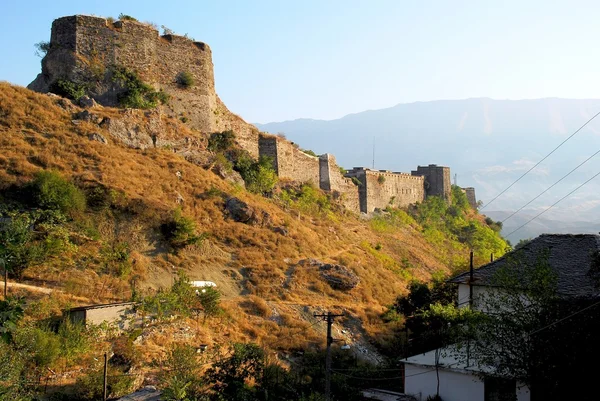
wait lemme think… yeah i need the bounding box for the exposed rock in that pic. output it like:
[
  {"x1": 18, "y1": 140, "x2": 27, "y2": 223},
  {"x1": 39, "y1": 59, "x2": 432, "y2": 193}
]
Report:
[
  {"x1": 272, "y1": 226, "x2": 289, "y2": 236},
  {"x1": 299, "y1": 259, "x2": 359, "y2": 291},
  {"x1": 78, "y1": 96, "x2": 98, "y2": 108},
  {"x1": 224, "y1": 197, "x2": 271, "y2": 226},
  {"x1": 175, "y1": 192, "x2": 185, "y2": 205},
  {"x1": 212, "y1": 163, "x2": 245, "y2": 187},
  {"x1": 88, "y1": 133, "x2": 107, "y2": 144},
  {"x1": 74, "y1": 110, "x2": 102, "y2": 123}
]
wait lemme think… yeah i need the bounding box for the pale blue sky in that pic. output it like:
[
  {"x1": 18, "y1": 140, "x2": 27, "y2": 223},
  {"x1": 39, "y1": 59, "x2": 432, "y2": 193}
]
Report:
[{"x1": 2, "y1": 0, "x2": 599, "y2": 123}]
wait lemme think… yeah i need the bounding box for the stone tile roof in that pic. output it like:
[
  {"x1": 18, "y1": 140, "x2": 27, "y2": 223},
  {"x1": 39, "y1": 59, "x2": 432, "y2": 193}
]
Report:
[{"x1": 448, "y1": 234, "x2": 600, "y2": 298}]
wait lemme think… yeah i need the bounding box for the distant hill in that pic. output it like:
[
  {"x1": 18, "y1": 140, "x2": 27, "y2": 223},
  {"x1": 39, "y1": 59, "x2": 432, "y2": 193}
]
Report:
[{"x1": 257, "y1": 98, "x2": 600, "y2": 240}]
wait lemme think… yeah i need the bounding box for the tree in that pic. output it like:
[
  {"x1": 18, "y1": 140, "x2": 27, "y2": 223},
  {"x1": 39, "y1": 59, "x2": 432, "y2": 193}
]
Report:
[
  {"x1": 0, "y1": 213, "x2": 36, "y2": 285},
  {"x1": 0, "y1": 297, "x2": 24, "y2": 343},
  {"x1": 204, "y1": 343, "x2": 265, "y2": 400},
  {"x1": 463, "y1": 252, "x2": 600, "y2": 400},
  {"x1": 194, "y1": 286, "x2": 221, "y2": 324}
]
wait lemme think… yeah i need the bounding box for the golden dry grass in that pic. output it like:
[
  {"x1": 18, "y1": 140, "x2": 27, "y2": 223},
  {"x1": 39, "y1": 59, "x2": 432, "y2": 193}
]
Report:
[{"x1": 0, "y1": 82, "x2": 472, "y2": 355}]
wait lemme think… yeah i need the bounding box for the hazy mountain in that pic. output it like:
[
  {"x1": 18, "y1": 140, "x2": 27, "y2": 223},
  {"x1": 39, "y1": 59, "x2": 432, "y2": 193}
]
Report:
[{"x1": 256, "y1": 98, "x2": 600, "y2": 240}]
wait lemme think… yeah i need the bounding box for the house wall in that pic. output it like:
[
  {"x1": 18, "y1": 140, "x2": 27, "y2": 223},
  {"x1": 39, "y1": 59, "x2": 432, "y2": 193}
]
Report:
[
  {"x1": 405, "y1": 365, "x2": 483, "y2": 401},
  {"x1": 457, "y1": 284, "x2": 532, "y2": 313},
  {"x1": 404, "y1": 365, "x2": 530, "y2": 401},
  {"x1": 71, "y1": 303, "x2": 137, "y2": 329}
]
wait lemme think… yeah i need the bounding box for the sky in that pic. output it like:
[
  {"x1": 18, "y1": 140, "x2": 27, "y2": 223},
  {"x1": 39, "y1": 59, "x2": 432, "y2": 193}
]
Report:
[{"x1": 2, "y1": 0, "x2": 600, "y2": 123}]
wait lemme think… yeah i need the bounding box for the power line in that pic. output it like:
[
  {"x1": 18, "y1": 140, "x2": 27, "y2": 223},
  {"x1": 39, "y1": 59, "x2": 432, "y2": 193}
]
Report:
[
  {"x1": 481, "y1": 110, "x2": 600, "y2": 210},
  {"x1": 505, "y1": 169, "x2": 600, "y2": 237},
  {"x1": 502, "y1": 147, "x2": 600, "y2": 224}
]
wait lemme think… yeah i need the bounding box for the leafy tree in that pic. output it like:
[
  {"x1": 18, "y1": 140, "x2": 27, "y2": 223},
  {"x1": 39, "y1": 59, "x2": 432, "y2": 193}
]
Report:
[
  {"x1": 0, "y1": 297, "x2": 24, "y2": 343},
  {"x1": 204, "y1": 343, "x2": 265, "y2": 400},
  {"x1": 462, "y1": 251, "x2": 600, "y2": 400},
  {"x1": 157, "y1": 343, "x2": 203, "y2": 399},
  {"x1": 194, "y1": 286, "x2": 221, "y2": 323}
]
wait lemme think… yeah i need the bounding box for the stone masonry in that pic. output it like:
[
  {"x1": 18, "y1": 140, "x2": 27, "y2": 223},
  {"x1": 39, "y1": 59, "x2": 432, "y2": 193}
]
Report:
[
  {"x1": 30, "y1": 15, "x2": 460, "y2": 216},
  {"x1": 346, "y1": 168, "x2": 426, "y2": 213}
]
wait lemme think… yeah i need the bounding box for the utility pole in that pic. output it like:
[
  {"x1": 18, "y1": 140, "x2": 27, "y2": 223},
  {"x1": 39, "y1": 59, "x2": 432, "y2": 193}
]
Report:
[
  {"x1": 469, "y1": 250, "x2": 474, "y2": 309},
  {"x1": 454, "y1": 173, "x2": 457, "y2": 186},
  {"x1": 314, "y1": 311, "x2": 344, "y2": 401},
  {"x1": 372, "y1": 139, "x2": 375, "y2": 170},
  {"x1": 103, "y1": 353, "x2": 108, "y2": 401}
]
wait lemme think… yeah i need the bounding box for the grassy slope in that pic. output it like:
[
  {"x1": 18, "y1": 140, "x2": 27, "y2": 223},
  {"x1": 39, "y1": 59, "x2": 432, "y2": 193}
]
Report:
[{"x1": 0, "y1": 82, "x2": 504, "y2": 355}]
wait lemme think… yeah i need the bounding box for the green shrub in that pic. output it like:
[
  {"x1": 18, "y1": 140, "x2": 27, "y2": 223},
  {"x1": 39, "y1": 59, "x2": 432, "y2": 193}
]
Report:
[
  {"x1": 208, "y1": 130, "x2": 236, "y2": 153},
  {"x1": 118, "y1": 13, "x2": 137, "y2": 21},
  {"x1": 279, "y1": 183, "x2": 332, "y2": 216},
  {"x1": 160, "y1": 208, "x2": 207, "y2": 252},
  {"x1": 176, "y1": 71, "x2": 194, "y2": 88},
  {"x1": 29, "y1": 170, "x2": 86, "y2": 215},
  {"x1": 351, "y1": 177, "x2": 361, "y2": 186},
  {"x1": 49, "y1": 79, "x2": 87, "y2": 100},
  {"x1": 112, "y1": 66, "x2": 169, "y2": 109},
  {"x1": 235, "y1": 155, "x2": 278, "y2": 195},
  {"x1": 377, "y1": 175, "x2": 386, "y2": 184}
]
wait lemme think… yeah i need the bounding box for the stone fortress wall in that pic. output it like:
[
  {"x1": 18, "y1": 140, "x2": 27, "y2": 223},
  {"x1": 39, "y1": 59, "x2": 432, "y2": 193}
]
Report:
[{"x1": 30, "y1": 15, "x2": 474, "y2": 215}]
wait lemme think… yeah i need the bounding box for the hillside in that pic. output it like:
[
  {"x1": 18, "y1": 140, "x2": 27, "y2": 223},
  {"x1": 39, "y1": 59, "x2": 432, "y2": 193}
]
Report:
[
  {"x1": 256, "y1": 98, "x2": 600, "y2": 241},
  {"x1": 0, "y1": 82, "x2": 508, "y2": 398}
]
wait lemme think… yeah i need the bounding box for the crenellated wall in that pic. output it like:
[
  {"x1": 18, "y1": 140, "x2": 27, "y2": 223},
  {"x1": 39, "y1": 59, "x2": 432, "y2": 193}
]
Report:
[
  {"x1": 346, "y1": 168, "x2": 426, "y2": 213},
  {"x1": 30, "y1": 15, "x2": 462, "y2": 216}
]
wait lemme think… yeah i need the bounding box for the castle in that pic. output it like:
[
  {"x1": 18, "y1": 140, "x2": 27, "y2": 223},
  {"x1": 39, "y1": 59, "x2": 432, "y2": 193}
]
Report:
[{"x1": 29, "y1": 15, "x2": 476, "y2": 214}]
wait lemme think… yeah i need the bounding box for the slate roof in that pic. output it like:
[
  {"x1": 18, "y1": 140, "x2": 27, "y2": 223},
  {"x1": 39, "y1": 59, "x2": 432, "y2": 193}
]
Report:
[
  {"x1": 448, "y1": 234, "x2": 600, "y2": 298},
  {"x1": 117, "y1": 386, "x2": 161, "y2": 401}
]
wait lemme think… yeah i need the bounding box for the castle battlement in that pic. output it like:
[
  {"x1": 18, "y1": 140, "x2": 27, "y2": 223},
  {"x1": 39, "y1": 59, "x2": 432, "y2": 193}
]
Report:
[{"x1": 29, "y1": 15, "x2": 472, "y2": 216}]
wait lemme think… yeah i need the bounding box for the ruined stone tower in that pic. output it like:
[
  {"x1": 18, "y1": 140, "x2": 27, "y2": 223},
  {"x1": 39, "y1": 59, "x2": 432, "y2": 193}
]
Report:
[
  {"x1": 28, "y1": 15, "x2": 259, "y2": 152},
  {"x1": 411, "y1": 164, "x2": 452, "y2": 201}
]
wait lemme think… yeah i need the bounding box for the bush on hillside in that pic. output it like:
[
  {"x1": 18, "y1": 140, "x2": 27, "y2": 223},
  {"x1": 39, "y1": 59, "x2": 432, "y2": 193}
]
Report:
[
  {"x1": 28, "y1": 170, "x2": 86, "y2": 215},
  {"x1": 49, "y1": 79, "x2": 87, "y2": 101},
  {"x1": 234, "y1": 154, "x2": 278, "y2": 195},
  {"x1": 160, "y1": 208, "x2": 207, "y2": 252}
]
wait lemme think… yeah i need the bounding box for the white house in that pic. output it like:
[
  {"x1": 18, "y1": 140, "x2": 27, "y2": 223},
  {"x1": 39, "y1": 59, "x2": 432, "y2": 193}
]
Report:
[
  {"x1": 403, "y1": 234, "x2": 600, "y2": 401},
  {"x1": 403, "y1": 346, "x2": 530, "y2": 401}
]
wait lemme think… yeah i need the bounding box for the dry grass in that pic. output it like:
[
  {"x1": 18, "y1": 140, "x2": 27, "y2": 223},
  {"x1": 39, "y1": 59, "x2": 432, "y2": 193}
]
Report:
[{"x1": 0, "y1": 82, "x2": 471, "y2": 359}]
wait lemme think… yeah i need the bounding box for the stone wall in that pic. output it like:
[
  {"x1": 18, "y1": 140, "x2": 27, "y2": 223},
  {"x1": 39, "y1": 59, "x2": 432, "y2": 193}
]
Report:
[
  {"x1": 30, "y1": 15, "x2": 216, "y2": 133},
  {"x1": 462, "y1": 187, "x2": 477, "y2": 209},
  {"x1": 258, "y1": 135, "x2": 320, "y2": 186},
  {"x1": 411, "y1": 164, "x2": 452, "y2": 201},
  {"x1": 319, "y1": 154, "x2": 360, "y2": 213},
  {"x1": 346, "y1": 168, "x2": 426, "y2": 213}
]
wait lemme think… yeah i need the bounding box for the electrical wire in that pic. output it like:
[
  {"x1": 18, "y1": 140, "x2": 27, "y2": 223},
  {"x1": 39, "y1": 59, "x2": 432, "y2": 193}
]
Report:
[
  {"x1": 504, "y1": 169, "x2": 600, "y2": 237},
  {"x1": 528, "y1": 298, "x2": 600, "y2": 336},
  {"x1": 501, "y1": 147, "x2": 600, "y2": 224},
  {"x1": 481, "y1": 110, "x2": 600, "y2": 210}
]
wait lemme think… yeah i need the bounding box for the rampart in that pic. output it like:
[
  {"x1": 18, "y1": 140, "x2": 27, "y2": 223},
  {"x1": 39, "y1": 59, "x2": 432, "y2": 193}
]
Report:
[
  {"x1": 29, "y1": 16, "x2": 464, "y2": 216},
  {"x1": 258, "y1": 136, "x2": 320, "y2": 186},
  {"x1": 319, "y1": 154, "x2": 360, "y2": 213},
  {"x1": 346, "y1": 168, "x2": 426, "y2": 213},
  {"x1": 461, "y1": 187, "x2": 477, "y2": 209}
]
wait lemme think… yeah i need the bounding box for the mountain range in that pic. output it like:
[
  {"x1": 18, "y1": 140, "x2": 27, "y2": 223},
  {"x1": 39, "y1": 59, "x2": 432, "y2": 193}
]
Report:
[{"x1": 256, "y1": 98, "x2": 600, "y2": 242}]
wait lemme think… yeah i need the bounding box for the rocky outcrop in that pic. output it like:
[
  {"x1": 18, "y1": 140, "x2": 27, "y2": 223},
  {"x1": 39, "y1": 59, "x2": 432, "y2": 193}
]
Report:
[
  {"x1": 299, "y1": 259, "x2": 359, "y2": 291},
  {"x1": 224, "y1": 197, "x2": 272, "y2": 226}
]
